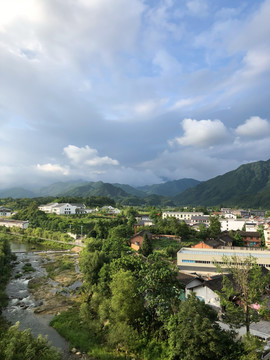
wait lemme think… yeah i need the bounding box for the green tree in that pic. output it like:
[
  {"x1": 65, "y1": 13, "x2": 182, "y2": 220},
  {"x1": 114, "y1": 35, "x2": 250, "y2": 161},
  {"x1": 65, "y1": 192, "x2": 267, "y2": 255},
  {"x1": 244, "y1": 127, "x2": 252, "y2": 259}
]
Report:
[
  {"x1": 216, "y1": 256, "x2": 270, "y2": 333},
  {"x1": 167, "y1": 294, "x2": 240, "y2": 360},
  {"x1": 140, "y1": 233, "x2": 152, "y2": 257},
  {"x1": 110, "y1": 269, "x2": 144, "y2": 326},
  {"x1": 209, "y1": 215, "x2": 221, "y2": 237},
  {"x1": 0, "y1": 322, "x2": 61, "y2": 360},
  {"x1": 233, "y1": 231, "x2": 244, "y2": 247},
  {"x1": 139, "y1": 253, "x2": 180, "y2": 332}
]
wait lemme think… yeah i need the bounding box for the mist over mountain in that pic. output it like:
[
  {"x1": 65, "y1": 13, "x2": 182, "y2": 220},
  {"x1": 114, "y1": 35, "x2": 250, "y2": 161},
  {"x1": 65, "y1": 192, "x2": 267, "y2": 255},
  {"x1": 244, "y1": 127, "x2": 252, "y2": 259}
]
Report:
[
  {"x1": 138, "y1": 178, "x2": 201, "y2": 198},
  {"x1": 1, "y1": 160, "x2": 270, "y2": 209}
]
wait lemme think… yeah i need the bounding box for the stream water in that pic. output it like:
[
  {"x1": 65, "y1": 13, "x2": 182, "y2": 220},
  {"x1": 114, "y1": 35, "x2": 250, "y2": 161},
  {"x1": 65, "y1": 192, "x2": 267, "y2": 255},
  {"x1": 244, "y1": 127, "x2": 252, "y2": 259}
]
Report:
[{"x1": 3, "y1": 240, "x2": 76, "y2": 356}]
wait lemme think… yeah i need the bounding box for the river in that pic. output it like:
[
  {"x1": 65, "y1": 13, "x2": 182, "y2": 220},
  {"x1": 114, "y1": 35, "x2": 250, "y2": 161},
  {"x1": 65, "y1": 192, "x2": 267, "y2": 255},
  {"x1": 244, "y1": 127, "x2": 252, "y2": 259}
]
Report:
[{"x1": 3, "y1": 240, "x2": 79, "y2": 358}]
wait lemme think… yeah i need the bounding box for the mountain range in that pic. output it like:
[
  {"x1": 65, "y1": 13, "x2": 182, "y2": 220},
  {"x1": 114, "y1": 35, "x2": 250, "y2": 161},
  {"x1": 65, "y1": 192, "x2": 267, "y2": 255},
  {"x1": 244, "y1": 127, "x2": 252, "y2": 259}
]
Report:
[{"x1": 1, "y1": 159, "x2": 270, "y2": 208}]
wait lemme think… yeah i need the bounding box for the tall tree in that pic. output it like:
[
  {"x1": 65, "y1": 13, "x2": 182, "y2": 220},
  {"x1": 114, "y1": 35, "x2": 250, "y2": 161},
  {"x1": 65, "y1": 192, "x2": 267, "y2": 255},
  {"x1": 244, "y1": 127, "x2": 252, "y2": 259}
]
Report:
[
  {"x1": 216, "y1": 256, "x2": 270, "y2": 333},
  {"x1": 209, "y1": 215, "x2": 221, "y2": 237},
  {"x1": 167, "y1": 294, "x2": 240, "y2": 360},
  {"x1": 140, "y1": 233, "x2": 153, "y2": 257}
]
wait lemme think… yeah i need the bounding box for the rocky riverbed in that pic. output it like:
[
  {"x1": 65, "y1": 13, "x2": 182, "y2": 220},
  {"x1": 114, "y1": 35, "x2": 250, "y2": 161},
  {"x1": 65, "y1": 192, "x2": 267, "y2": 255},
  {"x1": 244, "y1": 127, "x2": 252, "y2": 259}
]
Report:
[{"x1": 3, "y1": 247, "x2": 92, "y2": 359}]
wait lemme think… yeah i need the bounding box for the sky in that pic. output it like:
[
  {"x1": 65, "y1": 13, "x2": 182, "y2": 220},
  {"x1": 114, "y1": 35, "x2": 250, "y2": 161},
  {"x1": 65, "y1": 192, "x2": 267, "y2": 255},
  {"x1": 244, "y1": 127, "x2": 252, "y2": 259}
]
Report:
[{"x1": 1, "y1": 0, "x2": 270, "y2": 189}]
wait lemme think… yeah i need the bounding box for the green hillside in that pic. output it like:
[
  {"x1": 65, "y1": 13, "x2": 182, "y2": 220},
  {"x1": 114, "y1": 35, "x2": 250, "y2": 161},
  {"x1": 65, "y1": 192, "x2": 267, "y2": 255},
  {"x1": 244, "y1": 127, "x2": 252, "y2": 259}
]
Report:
[
  {"x1": 34, "y1": 180, "x2": 88, "y2": 196},
  {"x1": 112, "y1": 183, "x2": 146, "y2": 197},
  {"x1": 174, "y1": 159, "x2": 270, "y2": 207},
  {"x1": 63, "y1": 181, "x2": 130, "y2": 200},
  {"x1": 137, "y1": 178, "x2": 200, "y2": 197},
  {"x1": 0, "y1": 187, "x2": 36, "y2": 199}
]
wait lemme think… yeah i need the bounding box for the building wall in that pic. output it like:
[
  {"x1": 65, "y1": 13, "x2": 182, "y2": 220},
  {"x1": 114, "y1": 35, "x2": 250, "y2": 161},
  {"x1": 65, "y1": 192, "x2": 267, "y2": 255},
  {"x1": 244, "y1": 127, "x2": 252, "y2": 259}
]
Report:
[
  {"x1": 130, "y1": 235, "x2": 144, "y2": 251},
  {"x1": 264, "y1": 226, "x2": 270, "y2": 249},
  {"x1": 177, "y1": 247, "x2": 270, "y2": 272},
  {"x1": 186, "y1": 286, "x2": 220, "y2": 309},
  {"x1": 0, "y1": 219, "x2": 29, "y2": 229},
  {"x1": 220, "y1": 219, "x2": 246, "y2": 232},
  {"x1": 162, "y1": 212, "x2": 203, "y2": 220}
]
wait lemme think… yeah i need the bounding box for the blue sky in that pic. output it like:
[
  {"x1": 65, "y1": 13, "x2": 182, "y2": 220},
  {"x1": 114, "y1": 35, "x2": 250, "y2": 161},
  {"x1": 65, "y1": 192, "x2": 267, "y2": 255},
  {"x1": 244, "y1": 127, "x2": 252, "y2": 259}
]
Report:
[{"x1": 0, "y1": 0, "x2": 270, "y2": 188}]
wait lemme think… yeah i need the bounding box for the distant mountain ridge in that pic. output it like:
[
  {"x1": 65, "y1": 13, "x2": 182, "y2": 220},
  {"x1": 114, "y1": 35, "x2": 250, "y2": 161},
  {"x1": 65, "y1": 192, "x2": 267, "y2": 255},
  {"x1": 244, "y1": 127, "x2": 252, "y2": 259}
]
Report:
[
  {"x1": 2, "y1": 160, "x2": 270, "y2": 208},
  {"x1": 175, "y1": 159, "x2": 270, "y2": 207},
  {"x1": 0, "y1": 178, "x2": 199, "y2": 200},
  {"x1": 137, "y1": 178, "x2": 201, "y2": 198}
]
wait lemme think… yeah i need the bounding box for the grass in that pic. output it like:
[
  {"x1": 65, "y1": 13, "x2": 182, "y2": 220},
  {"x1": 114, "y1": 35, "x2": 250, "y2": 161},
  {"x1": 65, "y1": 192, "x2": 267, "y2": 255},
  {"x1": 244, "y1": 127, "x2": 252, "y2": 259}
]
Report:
[
  {"x1": 28, "y1": 277, "x2": 46, "y2": 290},
  {"x1": 22, "y1": 262, "x2": 35, "y2": 273},
  {"x1": 44, "y1": 255, "x2": 75, "y2": 279},
  {"x1": 50, "y1": 308, "x2": 128, "y2": 359}
]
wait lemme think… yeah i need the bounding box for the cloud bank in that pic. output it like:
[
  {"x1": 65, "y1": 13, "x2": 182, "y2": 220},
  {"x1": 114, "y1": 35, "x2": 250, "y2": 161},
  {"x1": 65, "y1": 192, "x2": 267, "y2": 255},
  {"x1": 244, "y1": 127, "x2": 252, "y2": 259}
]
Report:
[{"x1": 0, "y1": 0, "x2": 270, "y2": 188}]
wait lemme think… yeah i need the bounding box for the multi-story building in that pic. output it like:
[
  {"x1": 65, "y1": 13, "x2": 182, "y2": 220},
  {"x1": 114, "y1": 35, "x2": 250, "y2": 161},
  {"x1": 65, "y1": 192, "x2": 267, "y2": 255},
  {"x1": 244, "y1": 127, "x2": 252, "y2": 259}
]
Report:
[
  {"x1": 177, "y1": 247, "x2": 270, "y2": 273},
  {"x1": 39, "y1": 203, "x2": 86, "y2": 215},
  {"x1": 162, "y1": 211, "x2": 203, "y2": 221},
  {"x1": 220, "y1": 218, "x2": 248, "y2": 232}
]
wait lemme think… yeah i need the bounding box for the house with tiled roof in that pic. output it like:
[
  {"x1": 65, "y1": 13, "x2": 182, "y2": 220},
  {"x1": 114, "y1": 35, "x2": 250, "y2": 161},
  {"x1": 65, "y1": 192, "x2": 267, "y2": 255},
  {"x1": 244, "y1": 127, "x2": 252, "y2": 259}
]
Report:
[{"x1": 130, "y1": 230, "x2": 152, "y2": 251}]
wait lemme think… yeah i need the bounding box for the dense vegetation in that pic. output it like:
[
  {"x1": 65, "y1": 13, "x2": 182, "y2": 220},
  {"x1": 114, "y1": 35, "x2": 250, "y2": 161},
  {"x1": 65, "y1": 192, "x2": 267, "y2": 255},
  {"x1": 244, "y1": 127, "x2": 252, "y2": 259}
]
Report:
[
  {"x1": 0, "y1": 196, "x2": 269, "y2": 359},
  {"x1": 1, "y1": 160, "x2": 270, "y2": 207},
  {"x1": 175, "y1": 159, "x2": 270, "y2": 207},
  {"x1": 0, "y1": 234, "x2": 13, "y2": 318}
]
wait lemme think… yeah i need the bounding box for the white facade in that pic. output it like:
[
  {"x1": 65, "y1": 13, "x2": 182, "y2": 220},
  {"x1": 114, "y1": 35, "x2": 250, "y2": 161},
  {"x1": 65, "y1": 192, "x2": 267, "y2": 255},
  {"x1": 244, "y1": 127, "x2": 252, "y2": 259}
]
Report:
[
  {"x1": 38, "y1": 203, "x2": 57, "y2": 213},
  {"x1": 220, "y1": 218, "x2": 246, "y2": 232},
  {"x1": 0, "y1": 207, "x2": 12, "y2": 217},
  {"x1": 178, "y1": 247, "x2": 270, "y2": 273},
  {"x1": 223, "y1": 213, "x2": 237, "y2": 219},
  {"x1": 162, "y1": 211, "x2": 203, "y2": 220},
  {"x1": 186, "y1": 285, "x2": 220, "y2": 309},
  {"x1": 39, "y1": 203, "x2": 85, "y2": 215},
  {"x1": 0, "y1": 219, "x2": 29, "y2": 229}
]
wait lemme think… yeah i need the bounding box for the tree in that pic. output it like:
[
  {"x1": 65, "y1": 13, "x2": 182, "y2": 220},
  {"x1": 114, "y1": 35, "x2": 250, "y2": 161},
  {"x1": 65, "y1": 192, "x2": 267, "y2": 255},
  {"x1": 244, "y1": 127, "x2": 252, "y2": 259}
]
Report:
[
  {"x1": 139, "y1": 253, "x2": 181, "y2": 332},
  {"x1": 140, "y1": 233, "x2": 152, "y2": 257},
  {"x1": 110, "y1": 269, "x2": 144, "y2": 326},
  {"x1": 209, "y1": 215, "x2": 221, "y2": 237},
  {"x1": 167, "y1": 294, "x2": 240, "y2": 360},
  {"x1": 0, "y1": 322, "x2": 61, "y2": 360},
  {"x1": 233, "y1": 231, "x2": 244, "y2": 247},
  {"x1": 216, "y1": 255, "x2": 270, "y2": 333}
]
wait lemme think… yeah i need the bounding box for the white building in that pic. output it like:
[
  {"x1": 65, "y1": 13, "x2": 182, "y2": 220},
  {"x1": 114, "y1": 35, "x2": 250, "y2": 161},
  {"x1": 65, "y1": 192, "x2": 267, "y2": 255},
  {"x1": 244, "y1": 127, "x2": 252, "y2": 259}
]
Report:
[
  {"x1": 162, "y1": 211, "x2": 203, "y2": 221},
  {"x1": 39, "y1": 203, "x2": 86, "y2": 215},
  {"x1": 177, "y1": 247, "x2": 270, "y2": 273},
  {"x1": 0, "y1": 219, "x2": 29, "y2": 229},
  {"x1": 220, "y1": 218, "x2": 246, "y2": 232},
  {"x1": 0, "y1": 207, "x2": 12, "y2": 217}
]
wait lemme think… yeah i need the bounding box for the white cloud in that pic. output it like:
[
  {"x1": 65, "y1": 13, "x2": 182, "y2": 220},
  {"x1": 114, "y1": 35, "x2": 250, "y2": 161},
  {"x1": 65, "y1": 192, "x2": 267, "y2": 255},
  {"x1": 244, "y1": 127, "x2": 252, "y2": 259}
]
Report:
[
  {"x1": 235, "y1": 116, "x2": 270, "y2": 138},
  {"x1": 36, "y1": 163, "x2": 69, "y2": 176},
  {"x1": 170, "y1": 97, "x2": 200, "y2": 110},
  {"x1": 186, "y1": 0, "x2": 209, "y2": 17},
  {"x1": 63, "y1": 145, "x2": 119, "y2": 167},
  {"x1": 170, "y1": 118, "x2": 228, "y2": 148}
]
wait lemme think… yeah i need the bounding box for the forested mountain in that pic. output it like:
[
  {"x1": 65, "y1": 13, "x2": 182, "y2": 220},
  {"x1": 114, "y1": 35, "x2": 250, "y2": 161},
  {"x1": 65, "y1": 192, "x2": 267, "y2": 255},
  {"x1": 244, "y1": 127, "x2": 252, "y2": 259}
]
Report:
[
  {"x1": 0, "y1": 178, "x2": 199, "y2": 200},
  {"x1": 174, "y1": 159, "x2": 270, "y2": 207},
  {"x1": 138, "y1": 178, "x2": 201, "y2": 198},
  {"x1": 2, "y1": 160, "x2": 270, "y2": 208},
  {"x1": 0, "y1": 187, "x2": 36, "y2": 198},
  {"x1": 62, "y1": 181, "x2": 130, "y2": 200},
  {"x1": 34, "y1": 180, "x2": 88, "y2": 197},
  {"x1": 112, "y1": 183, "x2": 146, "y2": 197}
]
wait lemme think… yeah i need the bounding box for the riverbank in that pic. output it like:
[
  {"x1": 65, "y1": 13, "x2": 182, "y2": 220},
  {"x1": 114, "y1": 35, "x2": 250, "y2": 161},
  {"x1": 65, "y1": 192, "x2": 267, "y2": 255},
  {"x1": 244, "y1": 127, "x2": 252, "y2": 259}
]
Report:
[{"x1": 2, "y1": 238, "x2": 91, "y2": 359}]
